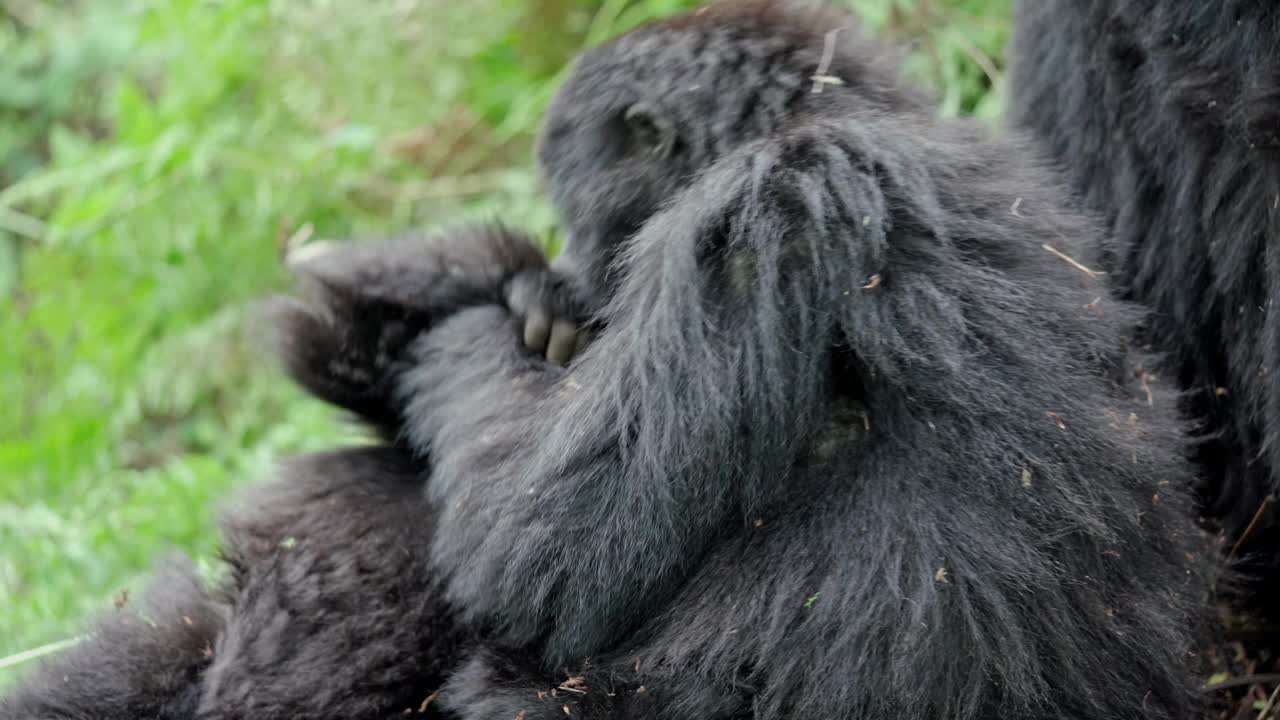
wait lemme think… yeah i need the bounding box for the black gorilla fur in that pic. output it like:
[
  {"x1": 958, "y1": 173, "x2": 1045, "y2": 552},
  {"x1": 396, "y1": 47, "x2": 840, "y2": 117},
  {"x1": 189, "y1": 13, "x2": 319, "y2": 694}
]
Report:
[
  {"x1": 0, "y1": 445, "x2": 466, "y2": 719},
  {"x1": 2, "y1": 2, "x2": 1214, "y2": 719},
  {"x1": 199, "y1": 447, "x2": 468, "y2": 717},
  {"x1": 1009, "y1": 0, "x2": 1280, "y2": 599},
  {"x1": 286, "y1": 2, "x2": 1205, "y2": 716},
  {"x1": 375, "y1": 5, "x2": 1210, "y2": 717}
]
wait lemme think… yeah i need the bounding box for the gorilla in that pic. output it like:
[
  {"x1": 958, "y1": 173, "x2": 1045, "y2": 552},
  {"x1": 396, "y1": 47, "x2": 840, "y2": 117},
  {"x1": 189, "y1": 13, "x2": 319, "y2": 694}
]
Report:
[
  {"x1": 0, "y1": 226, "x2": 546, "y2": 720},
  {"x1": 291, "y1": 2, "x2": 1209, "y2": 717},
  {"x1": 1008, "y1": 0, "x2": 1280, "y2": 603},
  {"x1": 0, "y1": 444, "x2": 473, "y2": 720},
  {"x1": 2, "y1": 2, "x2": 1212, "y2": 719}
]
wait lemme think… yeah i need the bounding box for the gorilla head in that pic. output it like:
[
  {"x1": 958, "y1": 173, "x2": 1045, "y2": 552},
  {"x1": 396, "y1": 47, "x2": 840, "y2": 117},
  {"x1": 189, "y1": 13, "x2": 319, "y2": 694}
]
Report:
[{"x1": 536, "y1": 0, "x2": 930, "y2": 309}]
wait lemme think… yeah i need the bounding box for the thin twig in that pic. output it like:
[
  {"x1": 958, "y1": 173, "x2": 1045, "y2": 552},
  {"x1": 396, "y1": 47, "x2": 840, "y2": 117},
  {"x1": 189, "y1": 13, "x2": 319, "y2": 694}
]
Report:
[
  {"x1": 1259, "y1": 684, "x2": 1280, "y2": 720},
  {"x1": 944, "y1": 28, "x2": 1001, "y2": 88},
  {"x1": 0, "y1": 637, "x2": 83, "y2": 671},
  {"x1": 811, "y1": 27, "x2": 848, "y2": 93},
  {"x1": 1042, "y1": 243, "x2": 1104, "y2": 277},
  {"x1": 1202, "y1": 674, "x2": 1280, "y2": 693},
  {"x1": 1229, "y1": 494, "x2": 1276, "y2": 558}
]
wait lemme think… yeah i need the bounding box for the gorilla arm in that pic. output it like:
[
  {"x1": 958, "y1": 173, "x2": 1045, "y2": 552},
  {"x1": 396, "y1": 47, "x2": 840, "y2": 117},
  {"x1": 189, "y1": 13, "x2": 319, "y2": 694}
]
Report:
[
  {"x1": 398, "y1": 122, "x2": 909, "y2": 668},
  {"x1": 265, "y1": 224, "x2": 555, "y2": 437}
]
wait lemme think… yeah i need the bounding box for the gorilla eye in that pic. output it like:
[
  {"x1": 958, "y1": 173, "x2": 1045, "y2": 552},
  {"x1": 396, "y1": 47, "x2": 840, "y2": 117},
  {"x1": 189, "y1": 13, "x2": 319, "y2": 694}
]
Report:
[{"x1": 624, "y1": 103, "x2": 674, "y2": 155}]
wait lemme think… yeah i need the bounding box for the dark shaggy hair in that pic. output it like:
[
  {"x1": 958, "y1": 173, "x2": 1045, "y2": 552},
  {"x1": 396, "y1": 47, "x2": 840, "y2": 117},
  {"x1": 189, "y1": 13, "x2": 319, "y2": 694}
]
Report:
[
  {"x1": 1009, "y1": 0, "x2": 1280, "y2": 601},
  {"x1": 0, "y1": 446, "x2": 466, "y2": 720},
  {"x1": 382, "y1": 2, "x2": 1208, "y2": 717}
]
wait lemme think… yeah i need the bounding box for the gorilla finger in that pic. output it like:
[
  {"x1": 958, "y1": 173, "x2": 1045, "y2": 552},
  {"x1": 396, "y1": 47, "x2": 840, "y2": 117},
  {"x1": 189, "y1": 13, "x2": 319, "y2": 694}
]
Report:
[
  {"x1": 572, "y1": 328, "x2": 594, "y2": 359},
  {"x1": 504, "y1": 275, "x2": 534, "y2": 318},
  {"x1": 546, "y1": 319, "x2": 579, "y2": 366},
  {"x1": 524, "y1": 310, "x2": 552, "y2": 354}
]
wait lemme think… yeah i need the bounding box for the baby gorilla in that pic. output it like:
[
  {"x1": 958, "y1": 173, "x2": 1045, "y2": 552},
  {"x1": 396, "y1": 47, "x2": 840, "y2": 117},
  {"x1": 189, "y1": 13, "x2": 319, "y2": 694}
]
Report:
[
  {"x1": 281, "y1": 2, "x2": 1216, "y2": 718},
  {"x1": 0, "y1": 446, "x2": 465, "y2": 720}
]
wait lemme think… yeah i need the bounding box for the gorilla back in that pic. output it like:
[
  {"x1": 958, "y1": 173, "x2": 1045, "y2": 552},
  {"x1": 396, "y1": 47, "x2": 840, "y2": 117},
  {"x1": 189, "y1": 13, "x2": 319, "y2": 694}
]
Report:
[
  {"x1": 1009, "y1": 0, "x2": 1280, "y2": 600},
  {"x1": 383, "y1": 2, "x2": 1215, "y2": 718}
]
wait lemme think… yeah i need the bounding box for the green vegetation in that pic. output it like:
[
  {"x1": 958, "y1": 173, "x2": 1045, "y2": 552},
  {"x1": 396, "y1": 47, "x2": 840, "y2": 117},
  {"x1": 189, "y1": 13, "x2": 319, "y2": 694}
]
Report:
[{"x1": 0, "y1": 0, "x2": 1009, "y2": 674}]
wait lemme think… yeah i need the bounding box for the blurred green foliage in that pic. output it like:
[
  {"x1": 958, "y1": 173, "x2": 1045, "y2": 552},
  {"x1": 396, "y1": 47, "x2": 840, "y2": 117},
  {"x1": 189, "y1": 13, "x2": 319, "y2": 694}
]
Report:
[{"x1": 0, "y1": 0, "x2": 1009, "y2": 674}]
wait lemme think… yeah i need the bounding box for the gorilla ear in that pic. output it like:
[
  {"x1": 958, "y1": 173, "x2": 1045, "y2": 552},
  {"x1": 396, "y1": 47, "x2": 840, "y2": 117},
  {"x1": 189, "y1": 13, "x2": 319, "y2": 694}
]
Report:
[{"x1": 624, "y1": 102, "x2": 676, "y2": 157}]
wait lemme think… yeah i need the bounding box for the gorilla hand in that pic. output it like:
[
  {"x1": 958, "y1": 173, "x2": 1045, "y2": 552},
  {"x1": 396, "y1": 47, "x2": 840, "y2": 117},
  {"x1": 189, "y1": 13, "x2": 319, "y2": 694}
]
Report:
[
  {"x1": 503, "y1": 266, "x2": 592, "y2": 367},
  {"x1": 266, "y1": 223, "x2": 550, "y2": 433}
]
